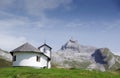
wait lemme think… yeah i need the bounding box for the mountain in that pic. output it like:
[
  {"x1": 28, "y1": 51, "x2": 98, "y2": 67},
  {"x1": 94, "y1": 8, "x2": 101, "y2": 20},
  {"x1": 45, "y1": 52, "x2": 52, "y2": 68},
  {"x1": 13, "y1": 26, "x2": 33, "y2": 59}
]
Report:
[
  {"x1": 0, "y1": 48, "x2": 12, "y2": 67},
  {"x1": 52, "y1": 38, "x2": 120, "y2": 71}
]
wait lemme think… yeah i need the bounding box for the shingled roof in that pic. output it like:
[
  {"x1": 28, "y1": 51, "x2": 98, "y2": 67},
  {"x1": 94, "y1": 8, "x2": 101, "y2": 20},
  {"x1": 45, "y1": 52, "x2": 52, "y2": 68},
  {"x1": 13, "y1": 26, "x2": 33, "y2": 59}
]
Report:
[
  {"x1": 10, "y1": 42, "x2": 40, "y2": 53},
  {"x1": 10, "y1": 43, "x2": 51, "y2": 59}
]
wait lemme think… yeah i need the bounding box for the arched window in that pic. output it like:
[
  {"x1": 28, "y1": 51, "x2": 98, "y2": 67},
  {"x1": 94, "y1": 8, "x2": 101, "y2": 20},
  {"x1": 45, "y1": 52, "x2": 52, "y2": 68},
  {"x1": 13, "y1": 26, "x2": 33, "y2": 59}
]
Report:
[{"x1": 43, "y1": 48, "x2": 47, "y2": 53}]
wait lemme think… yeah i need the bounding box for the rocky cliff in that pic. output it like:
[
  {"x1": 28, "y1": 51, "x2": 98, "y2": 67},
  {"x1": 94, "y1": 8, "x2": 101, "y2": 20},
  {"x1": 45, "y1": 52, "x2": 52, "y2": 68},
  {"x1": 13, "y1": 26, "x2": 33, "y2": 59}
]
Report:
[{"x1": 52, "y1": 38, "x2": 120, "y2": 71}]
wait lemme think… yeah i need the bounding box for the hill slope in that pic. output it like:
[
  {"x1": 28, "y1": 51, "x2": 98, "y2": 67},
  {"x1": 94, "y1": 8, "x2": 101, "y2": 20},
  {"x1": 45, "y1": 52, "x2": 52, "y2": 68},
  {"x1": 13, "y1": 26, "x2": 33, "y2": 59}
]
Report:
[
  {"x1": 0, "y1": 58, "x2": 12, "y2": 67},
  {"x1": 0, "y1": 67, "x2": 120, "y2": 78},
  {"x1": 52, "y1": 38, "x2": 120, "y2": 71},
  {"x1": 0, "y1": 48, "x2": 12, "y2": 67}
]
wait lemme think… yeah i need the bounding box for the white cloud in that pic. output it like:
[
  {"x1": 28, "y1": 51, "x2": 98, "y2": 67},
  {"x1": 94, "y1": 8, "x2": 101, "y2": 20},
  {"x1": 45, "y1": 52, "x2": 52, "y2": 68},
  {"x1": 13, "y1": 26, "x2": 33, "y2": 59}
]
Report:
[
  {"x1": 66, "y1": 22, "x2": 85, "y2": 28},
  {"x1": 0, "y1": 19, "x2": 26, "y2": 27},
  {"x1": 24, "y1": 0, "x2": 73, "y2": 15},
  {"x1": 0, "y1": 18, "x2": 31, "y2": 33},
  {"x1": 0, "y1": 0, "x2": 15, "y2": 9},
  {"x1": 115, "y1": 52, "x2": 120, "y2": 56},
  {"x1": 65, "y1": 20, "x2": 120, "y2": 32},
  {"x1": 101, "y1": 20, "x2": 120, "y2": 32},
  {"x1": 0, "y1": 0, "x2": 73, "y2": 16},
  {"x1": 0, "y1": 17, "x2": 58, "y2": 31},
  {"x1": 0, "y1": 0, "x2": 73, "y2": 30},
  {"x1": 0, "y1": 34, "x2": 27, "y2": 51}
]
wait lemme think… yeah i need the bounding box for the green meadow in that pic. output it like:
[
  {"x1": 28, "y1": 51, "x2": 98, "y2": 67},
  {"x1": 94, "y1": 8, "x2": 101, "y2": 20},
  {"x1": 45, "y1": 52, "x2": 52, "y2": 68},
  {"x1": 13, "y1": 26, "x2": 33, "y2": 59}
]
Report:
[{"x1": 0, "y1": 67, "x2": 120, "y2": 78}]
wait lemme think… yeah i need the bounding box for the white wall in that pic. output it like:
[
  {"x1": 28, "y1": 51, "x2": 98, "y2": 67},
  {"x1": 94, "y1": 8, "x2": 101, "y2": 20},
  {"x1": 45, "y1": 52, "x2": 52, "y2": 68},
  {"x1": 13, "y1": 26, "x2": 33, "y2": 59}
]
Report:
[
  {"x1": 13, "y1": 52, "x2": 48, "y2": 68},
  {"x1": 48, "y1": 61, "x2": 51, "y2": 69}
]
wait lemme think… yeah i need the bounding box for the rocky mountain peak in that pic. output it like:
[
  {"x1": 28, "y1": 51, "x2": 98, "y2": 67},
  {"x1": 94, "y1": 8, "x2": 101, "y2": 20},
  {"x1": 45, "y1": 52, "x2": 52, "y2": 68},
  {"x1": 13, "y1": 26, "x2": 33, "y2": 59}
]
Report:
[
  {"x1": 61, "y1": 38, "x2": 81, "y2": 52},
  {"x1": 52, "y1": 39, "x2": 120, "y2": 71},
  {"x1": 69, "y1": 37, "x2": 78, "y2": 42}
]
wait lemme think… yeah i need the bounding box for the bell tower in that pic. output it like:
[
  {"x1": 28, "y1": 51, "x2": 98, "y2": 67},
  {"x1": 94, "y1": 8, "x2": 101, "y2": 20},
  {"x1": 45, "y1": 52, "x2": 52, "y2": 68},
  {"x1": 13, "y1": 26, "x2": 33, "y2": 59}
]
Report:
[{"x1": 38, "y1": 43, "x2": 52, "y2": 68}]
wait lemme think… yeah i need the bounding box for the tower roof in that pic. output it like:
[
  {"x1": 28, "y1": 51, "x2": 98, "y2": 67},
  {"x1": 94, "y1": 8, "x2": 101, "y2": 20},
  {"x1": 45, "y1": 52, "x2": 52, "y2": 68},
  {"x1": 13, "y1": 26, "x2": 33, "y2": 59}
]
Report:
[{"x1": 38, "y1": 43, "x2": 52, "y2": 50}]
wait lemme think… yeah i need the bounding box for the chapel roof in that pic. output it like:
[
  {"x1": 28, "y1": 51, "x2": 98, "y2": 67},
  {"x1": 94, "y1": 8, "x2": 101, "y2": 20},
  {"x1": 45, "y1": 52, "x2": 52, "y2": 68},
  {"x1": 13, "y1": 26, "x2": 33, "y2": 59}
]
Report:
[
  {"x1": 10, "y1": 42, "x2": 40, "y2": 53},
  {"x1": 10, "y1": 42, "x2": 51, "y2": 59}
]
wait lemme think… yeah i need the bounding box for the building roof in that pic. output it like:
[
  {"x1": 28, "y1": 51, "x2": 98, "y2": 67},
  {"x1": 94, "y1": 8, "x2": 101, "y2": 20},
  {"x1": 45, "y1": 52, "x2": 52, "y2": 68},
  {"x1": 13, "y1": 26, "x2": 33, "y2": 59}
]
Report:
[
  {"x1": 10, "y1": 42, "x2": 50, "y2": 59},
  {"x1": 11, "y1": 42, "x2": 40, "y2": 52},
  {"x1": 38, "y1": 43, "x2": 52, "y2": 50}
]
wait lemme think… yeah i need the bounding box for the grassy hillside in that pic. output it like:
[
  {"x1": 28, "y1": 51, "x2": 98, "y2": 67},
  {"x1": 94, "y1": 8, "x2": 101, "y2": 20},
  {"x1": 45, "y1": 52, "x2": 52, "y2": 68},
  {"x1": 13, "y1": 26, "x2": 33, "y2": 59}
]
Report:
[
  {"x1": 0, "y1": 58, "x2": 12, "y2": 67},
  {"x1": 0, "y1": 67, "x2": 120, "y2": 78}
]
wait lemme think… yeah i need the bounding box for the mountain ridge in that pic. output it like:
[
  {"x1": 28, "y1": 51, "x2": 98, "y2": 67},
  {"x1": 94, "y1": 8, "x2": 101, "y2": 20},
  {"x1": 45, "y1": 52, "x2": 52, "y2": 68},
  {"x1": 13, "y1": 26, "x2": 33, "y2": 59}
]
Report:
[{"x1": 52, "y1": 38, "x2": 120, "y2": 71}]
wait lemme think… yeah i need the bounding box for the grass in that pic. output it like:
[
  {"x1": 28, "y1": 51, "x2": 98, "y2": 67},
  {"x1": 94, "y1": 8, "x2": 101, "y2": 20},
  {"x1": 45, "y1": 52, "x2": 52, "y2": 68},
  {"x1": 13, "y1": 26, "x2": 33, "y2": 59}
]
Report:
[{"x1": 0, "y1": 67, "x2": 120, "y2": 78}]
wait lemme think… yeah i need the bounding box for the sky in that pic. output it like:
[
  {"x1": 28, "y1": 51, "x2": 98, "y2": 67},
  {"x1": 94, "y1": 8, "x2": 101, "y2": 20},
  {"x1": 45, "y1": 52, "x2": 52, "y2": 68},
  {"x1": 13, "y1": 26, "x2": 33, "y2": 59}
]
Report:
[{"x1": 0, "y1": 0, "x2": 120, "y2": 55}]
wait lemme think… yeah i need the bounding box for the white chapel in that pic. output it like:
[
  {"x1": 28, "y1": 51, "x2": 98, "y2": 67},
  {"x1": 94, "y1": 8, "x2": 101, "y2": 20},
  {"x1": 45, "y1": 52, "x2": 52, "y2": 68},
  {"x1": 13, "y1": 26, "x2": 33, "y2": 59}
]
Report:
[{"x1": 10, "y1": 42, "x2": 52, "y2": 68}]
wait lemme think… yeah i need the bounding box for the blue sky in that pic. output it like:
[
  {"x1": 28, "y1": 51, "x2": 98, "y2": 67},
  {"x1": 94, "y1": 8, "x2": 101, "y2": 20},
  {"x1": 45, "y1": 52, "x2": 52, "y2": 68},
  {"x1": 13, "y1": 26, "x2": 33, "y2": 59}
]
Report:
[{"x1": 0, "y1": 0, "x2": 120, "y2": 55}]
